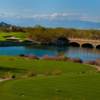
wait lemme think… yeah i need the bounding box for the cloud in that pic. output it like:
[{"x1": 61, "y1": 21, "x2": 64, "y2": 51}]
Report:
[{"x1": 0, "y1": 12, "x2": 100, "y2": 23}]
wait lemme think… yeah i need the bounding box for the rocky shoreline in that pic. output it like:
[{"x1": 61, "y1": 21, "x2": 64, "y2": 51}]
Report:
[{"x1": 19, "y1": 54, "x2": 100, "y2": 68}]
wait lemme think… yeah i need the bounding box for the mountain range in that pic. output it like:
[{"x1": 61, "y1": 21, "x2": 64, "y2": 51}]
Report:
[{"x1": 0, "y1": 20, "x2": 100, "y2": 29}]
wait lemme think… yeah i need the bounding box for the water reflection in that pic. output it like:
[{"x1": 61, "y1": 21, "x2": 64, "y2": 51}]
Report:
[
  {"x1": 0, "y1": 46, "x2": 99, "y2": 61},
  {"x1": 66, "y1": 47, "x2": 100, "y2": 61},
  {"x1": 25, "y1": 45, "x2": 100, "y2": 61}
]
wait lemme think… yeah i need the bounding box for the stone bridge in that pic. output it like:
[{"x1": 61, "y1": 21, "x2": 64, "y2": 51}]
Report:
[{"x1": 69, "y1": 38, "x2": 100, "y2": 49}]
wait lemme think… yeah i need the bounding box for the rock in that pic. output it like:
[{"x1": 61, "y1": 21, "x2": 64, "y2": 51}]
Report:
[
  {"x1": 27, "y1": 55, "x2": 39, "y2": 60},
  {"x1": 19, "y1": 54, "x2": 26, "y2": 57},
  {"x1": 84, "y1": 61, "x2": 97, "y2": 65},
  {"x1": 95, "y1": 59, "x2": 100, "y2": 66},
  {"x1": 42, "y1": 55, "x2": 68, "y2": 61},
  {"x1": 68, "y1": 58, "x2": 83, "y2": 63}
]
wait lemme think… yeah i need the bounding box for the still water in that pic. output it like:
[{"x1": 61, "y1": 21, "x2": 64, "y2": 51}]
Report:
[{"x1": 0, "y1": 46, "x2": 100, "y2": 61}]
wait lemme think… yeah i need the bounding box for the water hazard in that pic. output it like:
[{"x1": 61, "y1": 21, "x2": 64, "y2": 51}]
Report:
[{"x1": 0, "y1": 46, "x2": 99, "y2": 61}]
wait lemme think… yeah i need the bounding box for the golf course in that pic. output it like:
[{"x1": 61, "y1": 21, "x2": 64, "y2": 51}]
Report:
[
  {"x1": 0, "y1": 56, "x2": 99, "y2": 100},
  {"x1": 0, "y1": 0, "x2": 100, "y2": 99},
  {"x1": 0, "y1": 25, "x2": 99, "y2": 100}
]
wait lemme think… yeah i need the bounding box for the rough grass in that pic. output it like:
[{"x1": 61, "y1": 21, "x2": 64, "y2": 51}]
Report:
[{"x1": 0, "y1": 56, "x2": 99, "y2": 100}]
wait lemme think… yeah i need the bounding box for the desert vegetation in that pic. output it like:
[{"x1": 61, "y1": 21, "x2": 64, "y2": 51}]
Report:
[{"x1": 0, "y1": 23, "x2": 99, "y2": 43}]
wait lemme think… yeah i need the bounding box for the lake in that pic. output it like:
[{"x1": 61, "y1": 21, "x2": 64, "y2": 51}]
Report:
[{"x1": 0, "y1": 46, "x2": 100, "y2": 61}]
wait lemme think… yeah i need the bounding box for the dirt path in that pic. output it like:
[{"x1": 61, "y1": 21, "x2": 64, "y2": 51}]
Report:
[
  {"x1": 88, "y1": 64, "x2": 100, "y2": 72},
  {"x1": 84, "y1": 63, "x2": 100, "y2": 72},
  {"x1": 94, "y1": 66, "x2": 100, "y2": 71}
]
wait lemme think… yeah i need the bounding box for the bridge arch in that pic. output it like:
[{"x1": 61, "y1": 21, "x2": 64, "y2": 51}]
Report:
[
  {"x1": 82, "y1": 43, "x2": 94, "y2": 48},
  {"x1": 55, "y1": 37, "x2": 69, "y2": 46},
  {"x1": 69, "y1": 42, "x2": 80, "y2": 47},
  {"x1": 96, "y1": 45, "x2": 100, "y2": 49}
]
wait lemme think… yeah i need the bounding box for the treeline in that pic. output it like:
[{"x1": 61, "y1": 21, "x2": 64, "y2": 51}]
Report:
[
  {"x1": 0, "y1": 22, "x2": 24, "y2": 32},
  {"x1": 0, "y1": 23, "x2": 100, "y2": 42},
  {"x1": 24, "y1": 26, "x2": 100, "y2": 43}
]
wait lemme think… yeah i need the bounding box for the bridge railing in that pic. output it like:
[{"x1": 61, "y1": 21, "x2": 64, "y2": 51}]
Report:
[{"x1": 69, "y1": 38, "x2": 100, "y2": 42}]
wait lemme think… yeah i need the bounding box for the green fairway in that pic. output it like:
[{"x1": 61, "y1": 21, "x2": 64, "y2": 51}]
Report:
[
  {"x1": 1, "y1": 74, "x2": 100, "y2": 100},
  {"x1": 0, "y1": 32, "x2": 27, "y2": 41},
  {"x1": 0, "y1": 56, "x2": 99, "y2": 100}
]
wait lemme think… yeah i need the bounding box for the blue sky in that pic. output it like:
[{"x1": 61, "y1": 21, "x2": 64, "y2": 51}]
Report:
[{"x1": 0, "y1": 0, "x2": 100, "y2": 27}]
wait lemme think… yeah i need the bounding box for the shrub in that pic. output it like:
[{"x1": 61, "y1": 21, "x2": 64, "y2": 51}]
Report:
[
  {"x1": 27, "y1": 71, "x2": 37, "y2": 77},
  {"x1": 51, "y1": 69, "x2": 62, "y2": 75},
  {"x1": 44, "y1": 71, "x2": 52, "y2": 76},
  {"x1": 3, "y1": 72, "x2": 16, "y2": 79}
]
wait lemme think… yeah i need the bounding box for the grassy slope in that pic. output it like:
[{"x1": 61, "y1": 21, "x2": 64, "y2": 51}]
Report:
[
  {"x1": 0, "y1": 56, "x2": 95, "y2": 77},
  {"x1": 0, "y1": 56, "x2": 99, "y2": 100}
]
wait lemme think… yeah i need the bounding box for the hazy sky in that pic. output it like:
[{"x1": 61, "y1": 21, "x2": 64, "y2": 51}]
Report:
[{"x1": 0, "y1": 0, "x2": 100, "y2": 26}]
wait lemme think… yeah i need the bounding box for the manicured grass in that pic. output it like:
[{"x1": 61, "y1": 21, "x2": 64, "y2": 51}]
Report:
[
  {"x1": 0, "y1": 56, "x2": 99, "y2": 100},
  {"x1": 0, "y1": 32, "x2": 27, "y2": 41},
  {"x1": 1, "y1": 74, "x2": 100, "y2": 100},
  {"x1": 0, "y1": 56, "x2": 96, "y2": 77}
]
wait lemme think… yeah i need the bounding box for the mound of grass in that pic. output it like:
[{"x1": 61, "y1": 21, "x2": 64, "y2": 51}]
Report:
[{"x1": 0, "y1": 56, "x2": 96, "y2": 77}]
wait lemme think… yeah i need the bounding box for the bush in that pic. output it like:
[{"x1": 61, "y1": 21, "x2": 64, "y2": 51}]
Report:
[
  {"x1": 51, "y1": 69, "x2": 62, "y2": 75},
  {"x1": 3, "y1": 72, "x2": 16, "y2": 79},
  {"x1": 27, "y1": 71, "x2": 37, "y2": 77},
  {"x1": 44, "y1": 71, "x2": 52, "y2": 76}
]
